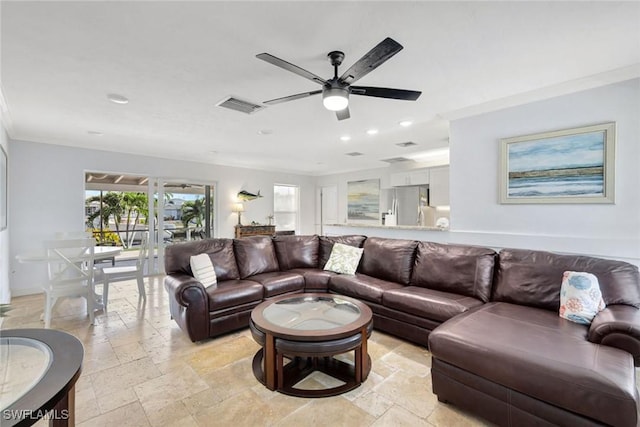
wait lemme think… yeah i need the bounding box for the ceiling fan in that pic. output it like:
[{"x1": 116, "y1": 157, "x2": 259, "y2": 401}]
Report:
[{"x1": 257, "y1": 37, "x2": 421, "y2": 120}]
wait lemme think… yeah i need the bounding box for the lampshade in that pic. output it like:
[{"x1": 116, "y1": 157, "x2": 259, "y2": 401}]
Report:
[
  {"x1": 232, "y1": 203, "x2": 244, "y2": 213},
  {"x1": 322, "y1": 87, "x2": 349, "y2": 111}
]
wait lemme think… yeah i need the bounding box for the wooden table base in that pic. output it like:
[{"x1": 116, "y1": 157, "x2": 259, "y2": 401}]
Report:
[{"x1": 251, "y1": 350, "x2": 372, "y2": 398}]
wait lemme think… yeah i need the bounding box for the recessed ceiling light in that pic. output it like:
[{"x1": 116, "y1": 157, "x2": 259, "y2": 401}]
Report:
[
  {"x1": 340, "y1": 135, "x2": 351, "y2": 142},
  {"x1": 257, "y1": 129, "x2": 273, "y2": 135},
  {"x1": 107, "y1": 93, "x2": 129, "y2": 104},
  {"x1": 87, "y1": 131, "x2": 104, "y2": 136},
  {"x1": 399, "y1": 120, "x2": 413, "y2": 127},
  {"x1": 366, "y1": 129, "x2": 379, "y2": 135}
]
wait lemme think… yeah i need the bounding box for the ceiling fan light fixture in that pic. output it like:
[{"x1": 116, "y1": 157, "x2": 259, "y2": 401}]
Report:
[{"x1": 322, "y1": 87, "x2": 349, "y2": 111}]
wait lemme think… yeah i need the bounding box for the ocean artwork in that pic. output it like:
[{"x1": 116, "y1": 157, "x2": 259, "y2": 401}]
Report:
[
  {"x1": 347, "y1": 179, "x2": 380, "y2": 221},
  {"x1": 500, "y1": 123, "x2": 615, "y2": 204}
]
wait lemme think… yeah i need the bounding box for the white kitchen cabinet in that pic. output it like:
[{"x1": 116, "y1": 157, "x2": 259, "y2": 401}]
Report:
[
  {"x1": 428, "y1": 166, "x2": 450, "y2": 207},
  {"x1": 390, "y1": 169, "x2": 429, "y2": 186}
]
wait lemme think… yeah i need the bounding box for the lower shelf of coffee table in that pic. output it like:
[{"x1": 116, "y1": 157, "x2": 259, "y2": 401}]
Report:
[{"x1": 252, "y1": 349, "x2": 371, "y2": 398}]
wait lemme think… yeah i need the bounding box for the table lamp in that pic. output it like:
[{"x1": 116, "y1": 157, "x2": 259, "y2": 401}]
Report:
[{"x1": 232, "y1": 203, "x2": 245, "y2": 225}]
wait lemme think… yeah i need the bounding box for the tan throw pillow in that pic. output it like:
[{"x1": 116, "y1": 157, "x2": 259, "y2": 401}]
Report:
[
  {"x1": 190, "y1": 253, "x2": 217, "y2": 287},
  {"x1": 323, "y1": 243, "x2": 363, "y2": 275}
]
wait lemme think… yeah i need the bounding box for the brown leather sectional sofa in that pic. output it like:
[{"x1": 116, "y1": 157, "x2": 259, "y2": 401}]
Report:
[{"x1": 164, "y1": 234, "x2": 640, "y2": 426}]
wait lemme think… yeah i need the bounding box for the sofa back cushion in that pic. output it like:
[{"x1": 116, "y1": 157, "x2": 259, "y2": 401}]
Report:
[
  {"x1": 360, "y1": 237, "x2": 418, "y2": 285},
  {"x1": 273, "y1": 235, "x2": 319, "y2": 270},
  {"x1": 411, "y1": 242, "x2": 496, "y2": 302},
  {"x1": 493, "y1": 249, "x2": 640, "y2": 311},
  {"x1": 318, "y1": 235, "x2": 367, "y2": 269},
  {"x1": 234, "y1": 236, "x2": 280, "y2": 278},
  {"x1": 164, "y1": 238, "x2": 240, "y2": 281}
]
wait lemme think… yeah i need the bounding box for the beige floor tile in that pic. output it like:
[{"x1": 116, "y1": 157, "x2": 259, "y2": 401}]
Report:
[
  {"x1": 371, "y1": 405, "x2": 434, "y2": 427},
  {"x1": 201, "y1": 357, "x2": 260, "y2": 399},
  {"x1": 278, "y1": 396, "x2": 376, "y2": 426},
  {"x1": 353, "y1": 390, "x2": 395, "y2": 418},
  {"x1": 380, "y1": 351, "x2": 431, "y2": 377},
  {"x1": 96, "y1": 387, "x2": 138, "y2": 414},
  {"x1": 91, "y1": 357, "x2": 161, "y2": 397},
  {"x1": 192, "y1": 390, "x2": 277, "y2": 426},
  {"x1": 134, "y1": 364, "x2": 208, "y2": 404},
  {"x1": 141, "y1": 400, "x2": 191, "y2": 427},
  {"x1": 180, "y1": 388, "x2": 223, "y2": 415},
  {"x1": 77, "y1": 401, "x2": 151, "y2": 427},
  {"x1": 373, "y1": 370, "x2": 438, "y2": 418},
  {"x1": 113, "y1": 341, "x2": 148, "y2": 364},
  {"x1": 187, "y1": 335, "x2": 259, "y2": 376}
]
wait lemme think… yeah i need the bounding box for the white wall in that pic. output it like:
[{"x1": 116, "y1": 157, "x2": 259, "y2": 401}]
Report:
[
  {"x1": 449, "y1": 78, "x2": 640, "y2": 264},
  {"x1": 0, "y1": 120, "x2": 9, "y2": 304},
  {"x1": 9, "y1": 140, "x2": 315, "y2": 296}
]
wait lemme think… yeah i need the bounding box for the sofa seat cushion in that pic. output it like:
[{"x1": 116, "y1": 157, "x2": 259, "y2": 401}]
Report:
[
  {"x1": 247, "y1": 271, "x2": 304, "y2": 298},
  {"x1": 206, "y1": 279, "x2": 264, "y2": 312},
  {"x1": 383, "y1": 286, "x2": 483, "y2": 322},
  {"x1": 329, "y1": 273, "x2": 404, "y2": 304},
  {"x1": 429, "y1": 302, "x2": 638, "y2": 427},
  {"x1": 288, "y1": 268, "x2": 334, "y2": 291}
]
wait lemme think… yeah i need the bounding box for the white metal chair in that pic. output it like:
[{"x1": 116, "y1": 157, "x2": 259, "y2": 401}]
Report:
[
  {"x1": 98, "y1": 232, "x2": 148, "y2": 309},
  {"x1": 42, "y1": 237, "x2": 96, "y2": 328}
]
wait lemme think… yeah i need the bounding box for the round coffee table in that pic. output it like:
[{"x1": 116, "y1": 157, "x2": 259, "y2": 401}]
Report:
[{"x1": 250, "y1": 293, "x2": 373, "y2": 397}]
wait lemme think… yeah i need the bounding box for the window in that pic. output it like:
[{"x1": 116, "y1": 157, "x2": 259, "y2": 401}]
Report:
[{"x1": 273, "y1": 184, "x2": 299, "y2": 232}]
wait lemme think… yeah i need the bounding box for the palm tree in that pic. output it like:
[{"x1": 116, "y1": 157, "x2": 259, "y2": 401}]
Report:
[
  {"x1": 121, "y1": 192, "x2": 149, "y2": 248},
  {"x1": 181, "y1": 198, "x2": 206, "y2": 227},
  {"x1": 86, "y1": 192, "x2": 124, "y2": 244}
]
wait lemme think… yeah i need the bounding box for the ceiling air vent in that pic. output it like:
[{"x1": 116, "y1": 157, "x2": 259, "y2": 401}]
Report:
[
  {"x1": 381, "y1": 157, "x2": 412, "y2": 164},
  {"x1": 216, "y1": 96, "x2": 265, "y2": 114},
  {"x1": 346, "y1": 152, "x2": 364, "y2": 156},
  {"x1": 395, "y1": 141, "x2": 417, "y2": 148}
]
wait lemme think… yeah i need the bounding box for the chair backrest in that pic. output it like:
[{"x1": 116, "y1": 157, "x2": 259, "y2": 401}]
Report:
[
  {"x1": 136, "y1": 232, "x2": 149, "y2": 270},
  {"x1": 43, "y1": 238, "x2": 96, "y2": 287}
]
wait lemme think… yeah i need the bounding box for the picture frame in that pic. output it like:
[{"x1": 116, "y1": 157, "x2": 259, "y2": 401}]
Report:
[
  {"x1": 0, "y1": 145, "x2": 6, "y2": 230},
  {"x1": 499, "y1": 122, "x2": 615, "y2": 204},
  {"x1": 347, "y1": 179, "x2": 380, "y2": 222}
]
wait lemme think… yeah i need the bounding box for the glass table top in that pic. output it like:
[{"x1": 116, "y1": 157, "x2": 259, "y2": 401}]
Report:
[
  {"x1": 0, "y1": 337, "x2": 52, "y2": 410},
  {"x1": 262, "y1": 295, "x2": 361, "y2": 330}
]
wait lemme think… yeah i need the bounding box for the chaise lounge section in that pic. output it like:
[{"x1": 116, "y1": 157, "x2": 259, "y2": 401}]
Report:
[{"x1": 164, "y1": 235, "x2": 640, "y2": 426}]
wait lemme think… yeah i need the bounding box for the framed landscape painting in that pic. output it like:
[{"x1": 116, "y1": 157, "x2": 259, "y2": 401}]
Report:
[
  {"x1": 499, "y1": 122, "x2": 615, "y2": 204},
  {"x1": 347, "y1": 179, "x2": 380, "y2": 221}
]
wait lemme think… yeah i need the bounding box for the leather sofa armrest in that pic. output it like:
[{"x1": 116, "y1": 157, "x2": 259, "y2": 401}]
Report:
[
  {"x1": 164, "y1": 274, "x2": 209, "y2": 342},
  {"x1": 588, "y1": 304, "x2": 640, "y2": 366}
]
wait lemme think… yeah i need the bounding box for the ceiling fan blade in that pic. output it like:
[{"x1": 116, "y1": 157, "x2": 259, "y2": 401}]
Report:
[
  {"x1": 336, "y1": 107, "x2": 350, "y2": 121},
  {"x1": 257, "y1": 53, "x2": 327, "y2": 86},
  {"x1": 339, "y1": 37, "x2": 403, "y2": 85},
  {"x1": 263, "y1": 90, "x2": 322, "y2": 105},
  {"x1": 351, "y1": 86, "x2": 421, "y2": 101}
]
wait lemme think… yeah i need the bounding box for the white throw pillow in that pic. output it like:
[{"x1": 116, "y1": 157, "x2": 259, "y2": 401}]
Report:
[
  {"x1": 323, "y1": 243, "x2": 363, "y2": 275},
  {"x1": 190, "y1": 253, "x2": 217, "y2": 287},
  {"x1": 559, "y1": 271, "x2": 606, "y2": 325}
]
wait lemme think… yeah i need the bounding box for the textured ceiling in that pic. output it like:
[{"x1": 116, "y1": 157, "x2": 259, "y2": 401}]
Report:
[{"x1": 1, "y1": 1, "x2": 639, "y2": 175}]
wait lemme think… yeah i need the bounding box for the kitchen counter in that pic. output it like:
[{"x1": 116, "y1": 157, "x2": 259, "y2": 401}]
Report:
[
  {"x1": 322, "y1": 223, "x2": 451, "y2": 243},
  {"x1": 326, "y1": 223, "x2": 447, "y2": 231}
]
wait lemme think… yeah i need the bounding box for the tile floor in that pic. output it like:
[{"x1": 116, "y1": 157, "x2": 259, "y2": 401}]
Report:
[{"x1": 1, "y1": 277, "x2": 514, "y2": 426}]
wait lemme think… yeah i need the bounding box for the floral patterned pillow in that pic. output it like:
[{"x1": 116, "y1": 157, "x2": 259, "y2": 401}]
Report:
[
  {"x1": 559, "y1": 271, "x2": 606, "y2": 325},
  {"x1": 323, "y1": 243, "x2": 363, "y2": 275}
]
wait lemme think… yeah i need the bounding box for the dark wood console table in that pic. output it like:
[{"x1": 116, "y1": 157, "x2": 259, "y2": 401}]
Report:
[{"x1": 235, "y1": 225, "x2": 275, "y2": 238}]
